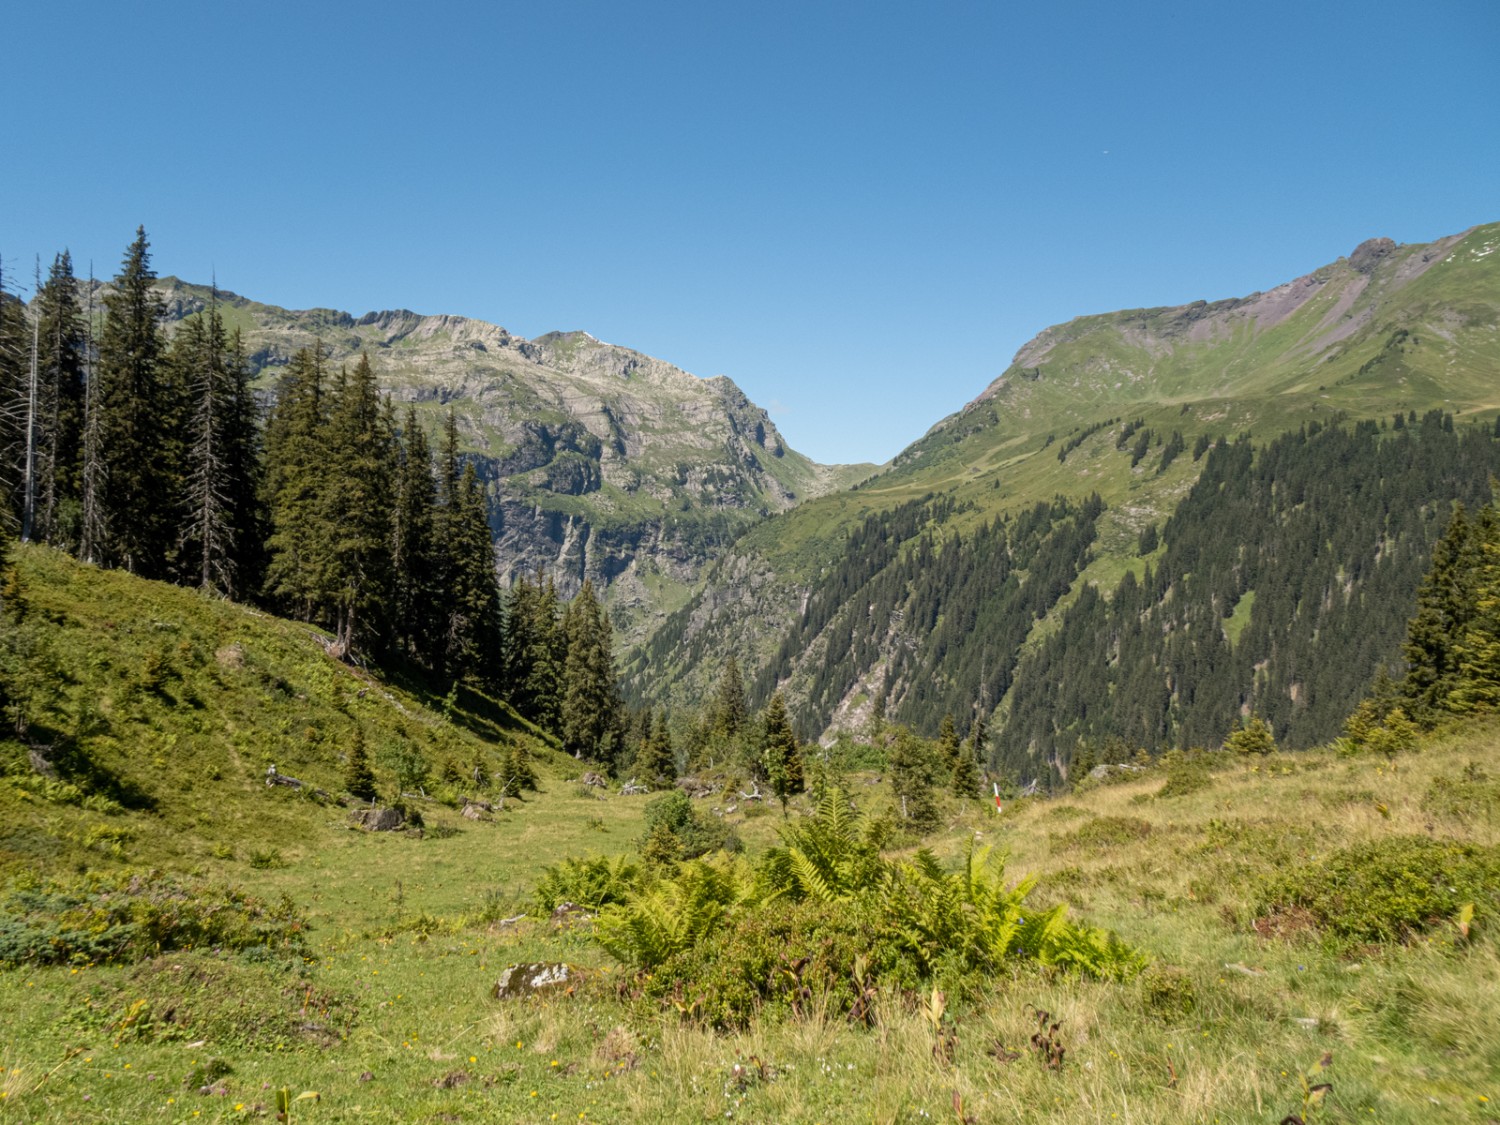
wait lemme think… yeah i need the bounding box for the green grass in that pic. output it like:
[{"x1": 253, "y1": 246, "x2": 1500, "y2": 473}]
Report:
[{"x1": 2, "y1": 552, "x2": 1497, "y2": 1122}]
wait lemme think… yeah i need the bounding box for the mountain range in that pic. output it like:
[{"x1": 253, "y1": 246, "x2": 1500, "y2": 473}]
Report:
[{"x1": 140, "y1": 221, "x2": 1500, "y2": 774}]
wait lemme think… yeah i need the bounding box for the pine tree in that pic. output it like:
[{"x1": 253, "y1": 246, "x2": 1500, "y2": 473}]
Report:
[
  {"x1": 529, "y1": 576, "x2": 566, "y2": 732},
  {"x1": 174, "y1": 290, "x2": 260, "y2": 596},
  {"x1": 1225, "y1": 716, "x2": 1276, "y2": 756},
  {"x1": 1449, "y1": 506, "x2": 1500, "y2": 713},
  {"x1": 390, "y1": 405, "x2": 437, "y2": 665},
  {"x1": 936, "y1": 713, "x2": 961, "y2": 779},
  {"x1": 320, "y1": 354, "x2": 395, "y2": 656},
  {"x1": 263, "y1": 347, "x2": 330, "y2": 620},
  {"x1": 96, "y1": 227, "x2": 174, "y2": 576},
  {"x1": 761, "y1": 691, "x2": 803, "y2": 813},
  {"x1": 709, "y1": 654, "x2": 747, "y2": 738},
  {"x1": 1402, "y1": 503, "x2": 1481, "y2": 718},
  {"x1": 888, "y1": 725, "x2": 938, "y2": 829},
  {"x1": 31, "y1": 251, "x2": 86, "y2": 546},
  {"x1": 560, "y1": 580, "x2": 624, "y2": 764},
  {"x1": 953, "y1": 713, "x2": 986, "y2": 797},
  {"x1": 344, "y1": 726, "x2": 378, "y2": 801},
  {"x1": 445, "y1": 463, "x2": 501, "y2": 683},
  {"x1": 635, "y1": 707, "x2": 677, "y2": 789}
]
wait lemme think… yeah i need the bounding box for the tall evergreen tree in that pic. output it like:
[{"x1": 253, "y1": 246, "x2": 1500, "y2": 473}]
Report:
[
  {"x1": 32, "y1": 251, "x2": 86, "y2": 546},
  {"x1": 560, "y1": 579, "x2": 624, "y2": 764},
  {"x1": 1402, "y1": 503, "x2": 1482, "y2": 718},
  {"x1": 953, "y1": 713, "x2": 986, "y2": 797},
  {"x1": 174, "y1": 292, "x2": 260, "y2": 597},
  {"x1": 263, "y1": 347, "x2": 330, "y2": 620},
  {"x1": 634, "y1": 707, "x2": 677, "y2": 788},
  {"x1": 320, "y1": 354, "x2": 395, "y2": 656},
  {"x1": 444, "y1": 463, "x2": 501, "y2": 683},
  {"x1": 761, "y1": 691, "x2": 804, "y2": 812},
  {"x1": 709, "y1": 654, "x2": 747, "y2": 738},
  {"x1": 96, "y1": 227, "x2": 174, "y2": 576},
  {"x1": 390, "y1": 404, "x2": 437, "y2": 665},
  {"x1": 888, "y1": 725, "x2": 938, "y2": 829}
]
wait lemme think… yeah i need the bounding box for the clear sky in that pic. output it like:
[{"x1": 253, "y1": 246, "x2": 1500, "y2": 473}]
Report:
[{"x1": 3, "y1": 1, "x2": 1496, "y2": 465}]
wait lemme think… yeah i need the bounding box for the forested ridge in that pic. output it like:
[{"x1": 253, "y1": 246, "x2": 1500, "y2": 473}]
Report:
[
  {"x1": 998, "y1": 412, "x2": 1500, "y2": 783},
  {"x1": 0, "y1": 230, "x2": 628, "y2": 767},
  {"x1": 684, "y1": 411, "x2": 1500, "y2": 788}
]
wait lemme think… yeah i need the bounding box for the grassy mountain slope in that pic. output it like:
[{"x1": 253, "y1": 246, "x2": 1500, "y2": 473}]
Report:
[
  {"x1": 148, "y1": 280, "x2": 871, "y2": 645},
  {"x1": 0, "y1": 545, "x2": 570, "y2": 879},
  {"x1": 629, "y1": 223, "x2": 1500, "y2": 734},
  {"x1": 1, "y1": 548, "x2": 1495, "y2": 1123}
]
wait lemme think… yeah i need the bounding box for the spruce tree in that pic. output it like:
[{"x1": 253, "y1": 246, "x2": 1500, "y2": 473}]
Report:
[
  {"x1": 96, "y1": 227, "x2": 174, "y2": 576},
  {"x1": 527, "y1": 576, "x2": 565, "y2": 733},
  {"x1": 888, "y1": 725, "x2": 938, "y2": 829},
  {"x1": 444, "y1": 463, "x2": 501, "y2": 683},
  {"x1": 953, "y1": 713, "x2": 986, "y2": 797},
  {"x1": 320, "y1": 354, "x2": 395, "y2": 656},
  {"x1": 344, "y1": 726, "x2": 378, "y2": 801},
  {"x1": 560, "y1": 580, "x2": 624, "y2": 764},
  {"x1": 1449, "y1": 507, "x2": 1500, "y2": 713},
  {"x1": 936, "y1": 713, "x2": 961, "y2": 779},
  {"x1": 390, "y1": 405, "x2": 437, "y2": 665},
  {"x1": 263, "y1": 347, "x2": 330, "y2": 620},
  {"x1": 634, "y1": 707, "x2": 677, "y2": 789},
  {"x1": 709, "y1": 654, "x2": 747, "y2": 738},
  {"x1": 761, "y1": 691, "x2": 803, "y2": 813},
  {"x1": 32, "y1": 251, "x2": 86, "y2": 546},
  {"x1": 175, "y1": 291, "x2": 259, "y2": 596},
  {"x1": 1402, "y1": 503, "x2": 1480, "y2": 718}
]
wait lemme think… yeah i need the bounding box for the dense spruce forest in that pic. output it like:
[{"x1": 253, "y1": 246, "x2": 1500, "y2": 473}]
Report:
[
  {"x1": 0, "y1": 230, "x2": 630, "y2": 769},
  {"x1": 997, "y1": 414, "x2": 1500, "y2": 781},
  {"x1": 683, "y1": 411, "x2": 1500, "y2": 789}
]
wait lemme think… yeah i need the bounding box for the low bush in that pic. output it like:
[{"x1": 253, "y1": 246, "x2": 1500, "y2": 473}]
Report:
[
  {"x1": 533, "y1": 854, "x2": 642, "y2": 913},
  {"x1": 1055, "y1": 815, "x2": 1153, "y2": 851},
  {"x1": 0, "y1": 870, "x2": 310, "y2": 967},
  {"x1": 1257, "y1": 836, "x2": 1500, "y2": 947},
  {"x1": 596, "y1": 791, "x2": 1147, "y2": 1027},
  {"x1": 640, "y1": 790, "x2": 741, "y2": 860},
  {"x1": 64, "y1": 952, "x2": 355, "y2": 1049},
  {"x1": 1422, "y1": 762, "x2": 1500, "y2": 826}
]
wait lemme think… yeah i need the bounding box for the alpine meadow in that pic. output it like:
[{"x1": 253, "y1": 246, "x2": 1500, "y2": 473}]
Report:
[{"x1": 2, "y1": 211, "x2": 1499, "y2": 1125}]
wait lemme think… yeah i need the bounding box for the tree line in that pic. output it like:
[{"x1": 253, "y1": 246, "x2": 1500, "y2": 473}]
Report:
[{"x1": 0, "y1": 229, "x2": 627, "y2": 765}]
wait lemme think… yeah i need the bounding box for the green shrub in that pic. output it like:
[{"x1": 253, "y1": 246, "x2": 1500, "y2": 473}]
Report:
[
  {"x1": 648, "y1": 898, "x2": 879, "y2": 1029},
  {"x1": 1422, "y1": 762, "x2": 1500, "y2": 826},
  {"x1": 1257, "y1": 836, "x2": 1500, "y2": 946},
  {"x1": 533, "y1": 854, "x2": 642, "y2": 913},
  {"x1": 0, "y1": 870, "x2": 310, "y2": 967},
  {"x1": 640, "y1": 790, "x2": 741, "y2": 859},
  {"x1": 1157, "y1": 763, "x2": 1213, "y2": 799},
  {"x1": 1225, "y1": 716, "x2": 1276, "y2": 756},
  {"x1": 1056, "y1": 815, "x2": 1153, "y2": 851},
  {"x1": 1139, "y1": 963, "x2": 1197, "y2": 1018},
  {"x1": 597, "y1": 790, "x2": 1147, "y2": 1026}
]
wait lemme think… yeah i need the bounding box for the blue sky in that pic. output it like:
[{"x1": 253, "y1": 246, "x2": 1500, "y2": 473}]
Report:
[{"x1": 3, "y1": 1, "x2": 1496, "y2": 465}]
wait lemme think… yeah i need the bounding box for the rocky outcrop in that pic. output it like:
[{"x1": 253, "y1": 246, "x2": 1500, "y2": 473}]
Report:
[{"x1": 147, "y1": 280, "x2": 872, "y2": 646}]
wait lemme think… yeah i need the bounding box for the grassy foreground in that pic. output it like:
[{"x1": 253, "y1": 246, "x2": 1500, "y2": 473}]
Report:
[{"x1": 2, "y1": 553, "x2": 1498, "y2": 1122}]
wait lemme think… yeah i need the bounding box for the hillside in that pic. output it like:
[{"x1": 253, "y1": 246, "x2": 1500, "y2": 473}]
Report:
[
  {"x1": 629, "y1": 223, "x2": 1500, "y2": 763},
  {"x1": 146, "y1": 280, "x2": 871, "y2": 645},
  {"x1": 0, "y1": 545, "x2": 570, "y2": 878},
  {"x1": 0, "y1": 551, "x2": 1495, "y2": 1123}
]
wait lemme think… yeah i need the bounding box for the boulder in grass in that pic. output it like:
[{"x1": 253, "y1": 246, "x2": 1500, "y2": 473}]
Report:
[
  {"x1": 350, "y1": 806, "x2": 405, "y2": 832},
  {"x1": 492, "y1": 962, "x2": 581, "y2": 1000}
]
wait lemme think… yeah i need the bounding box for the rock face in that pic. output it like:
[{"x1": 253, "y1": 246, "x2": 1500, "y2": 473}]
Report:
[
  {"x1": 150, "y1": 281, "x2": 872, "y2": 646},
  {"x1": 492, "y1": 962, "x2": 580, "y2": 999}
]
